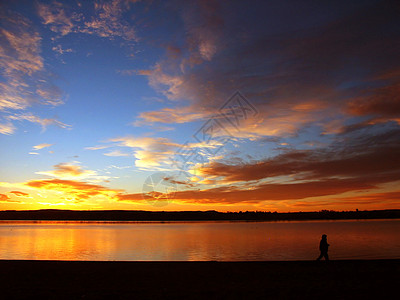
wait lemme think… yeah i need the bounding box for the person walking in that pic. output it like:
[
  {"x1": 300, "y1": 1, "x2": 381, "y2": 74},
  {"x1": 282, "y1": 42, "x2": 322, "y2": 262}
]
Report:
[{"x1": 316, "y1": 234, "x2": 330, "y2": 260}]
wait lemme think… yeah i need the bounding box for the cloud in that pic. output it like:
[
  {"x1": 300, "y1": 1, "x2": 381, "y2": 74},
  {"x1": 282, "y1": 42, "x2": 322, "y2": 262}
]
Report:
[
  {"x1": 37, "y1": 0, "x2": 138, "y2": 41},
  {"x1": 83, "y1": 0, "x2": 137, "y2": 41},
  {"x1": 108, "y1": 136, "x2": 180, "y2": 169},
  {"x1": 162, "y1": 126, "x2": 400, "y2": 205},
  {"x1": 135, "y1": 107, "x2": 209, "y2": 126},
  {"x1": 136, "y1": 69, "x2": 152, "y2": 76},
  {"x1": 104, "y1": 150, "x2": 130, "y2": 157},
  {"x1": 33, "y1": 143, "x2": 53, "y2": 150},
  {"x1": 35, "y1": 162, "x2": 106, "y2": 181},
  {"x1": 52, "y1": 45, "x2": 74, "y2": 55},
  {"x1": 0, "y1": 194, "x2": 10, "y2": 202},
  {"x1": 0, "y1": 193, "x2": 20, "y2": 203},
  {"x1": 182, "y1": 0, "x2": 224, "y2": 61},
  {"x1": 153, "y1": 126, "x2": 175, "y2": 132},
  {"x1": 94, "y1": 135, "x2": 228, "y2": 170},
  {"x1": 181, "y1": 179, "x2": 378, "y2": 203},
  {"x1": 26, "y1": 179, "x2": 120, "y2": 202},
  {"x1": 85, "y1": 145, "x2": 111, "y2": 150},
  {"x1": 2, "y1": 178, "x2": 128, "y2": 205},
  {"x1": 117, "y1": 69, "x2": 139, "y2": 76},
  {"x1": 0, "y1": 122, "x2": 16, "y2": 135},
  {"x1": 286, "y1": 188, "x2": 400, "y2": 210},
  {"x1": 197, "y1": 127, "x2": 400, "y2": 182},
  {"x1": 0, "y1": 10, "x2": 68, "y2": 134},
  {"x1": 136, "y1": 0, "x2": 400, "y2": 140},
  {"x1": 116, "y1": 175, "x2": 400, "y2": 205},
  {"x1": 9, "y1": 191, "x2": 30, "y2": 197},
  {"x1": 0, "y1": 18, "x2": 43, "y2": 76},
  {"x1": 5, "y1": 172, "x2": 400, "y2": 207},
  {"x1": 7, "y1": 113, "x2": 71, "y2": 131},
  {"x1": 52, "y1": 163, "x2": 91, "y2": 176},
  {"x1": 0, "y1": 12, "x2": 43, "y2": 111},
  {"x1": 328, "y1": 191, "x2": 400, "y2": 206},
  {"x1": 100, "y1": 118, "x2": 400, "y2": 207},
  {"x1": 37, "y1": 1, "x2": 78, "y2": 36},
  {"x1": 111, "y1": 127, "x2": 400, "y2": 204},
  {"x1": 163, "y1": 176, "x2": 195, "y2": 188},
  {"x1": 114, "y1": 193, "x2": 143, "y2": 202},
  {"x1": 347, "y1": 81, "x2": 400, "y2": 124}
]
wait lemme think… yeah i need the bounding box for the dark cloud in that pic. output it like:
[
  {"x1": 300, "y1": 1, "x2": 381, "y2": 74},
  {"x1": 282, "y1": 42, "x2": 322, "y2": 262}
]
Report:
[
  {"x1": 138, "y1": 0, "x2": 400, "y2": 140},
  {"x1": 201, "y1": 126, "x2": 400, "y2": 180},
  {"x1": 116, "y1": 176, "x2": 390, "y2": 204},
  {"x1": 163, "y1": 176, "x2": 195, "y2": 187},
  {"x1": 347, "y1": 81, "x2": 400, "y2": 121}
]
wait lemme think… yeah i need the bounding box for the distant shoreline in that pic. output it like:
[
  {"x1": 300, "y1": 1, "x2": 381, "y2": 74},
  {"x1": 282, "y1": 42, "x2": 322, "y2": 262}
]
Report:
[
  {"x1": 0, "y1": 260, "x2": 398, "y2": 299},
  {"x1": 0, "y1": 209, "x2": 399, "y2": 221}
]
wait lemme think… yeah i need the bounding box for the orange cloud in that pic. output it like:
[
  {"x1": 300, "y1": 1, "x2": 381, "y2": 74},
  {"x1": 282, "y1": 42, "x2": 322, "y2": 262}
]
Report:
[
  {"x1": 116, "y1": 177, "x2": 400, "y2": 206},
  {"x1": 26, "y1": 179, "x2": 120, "y2": 202},
  {"x1": 0, "y1": 194, "x2": 10, "y2": 201},
  {"x1": 289, "y1": 191, "x2": 400, "y2": 210},
  {"x1": 36, "y1": 162, "x2": 97, "y2": 178},
  {"x1": 116, "y1": 193, "x2": 143, "y2": 202},
  {"x1": 0, "y1": 193, "x2": 20, "y2": 203},
  {"x1": 53, "y1": 163, "x2": 86, "y2": 176},
  {"x1": 136, "y1": 69, "x2": 152, "y2": 76},
  {"x1": 135, "y1": 107, "x2": 209, "y2": 125},
  {"x1": 9, "y1": 190, "x2": 29, "y2": 197}
]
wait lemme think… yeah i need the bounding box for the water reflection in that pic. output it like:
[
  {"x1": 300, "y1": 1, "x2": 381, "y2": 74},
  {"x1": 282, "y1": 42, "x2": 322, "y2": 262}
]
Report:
[{"x1": 0, "y1": 219, "x2": 399, "y2": 261}]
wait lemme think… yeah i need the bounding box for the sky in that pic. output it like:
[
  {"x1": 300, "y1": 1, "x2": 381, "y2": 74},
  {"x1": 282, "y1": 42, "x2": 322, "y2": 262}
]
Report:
[{"x1": 0, "y1": 0, "x2": 399, "y2": 212}]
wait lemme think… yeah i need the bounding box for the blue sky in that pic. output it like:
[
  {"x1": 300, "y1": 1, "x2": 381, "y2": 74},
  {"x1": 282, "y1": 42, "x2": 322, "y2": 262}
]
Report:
[{"x1": 1, "y1": 0, "x2": 400, "y2": 211}]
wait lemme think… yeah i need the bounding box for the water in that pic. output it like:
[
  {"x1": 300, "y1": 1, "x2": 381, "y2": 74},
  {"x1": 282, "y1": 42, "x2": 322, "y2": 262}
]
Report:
[{"x1": 0, "y1": 219, "x2": 399, "y2": 261}]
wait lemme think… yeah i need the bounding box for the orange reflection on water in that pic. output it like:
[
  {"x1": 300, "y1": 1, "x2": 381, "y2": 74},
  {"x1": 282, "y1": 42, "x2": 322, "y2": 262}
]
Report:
[
  {"x1": 0, "y1": 222, "x2": 115, "y2": 260},
  {"x1": 0, "y1": 220, "x2": 399, "y2": 261}
]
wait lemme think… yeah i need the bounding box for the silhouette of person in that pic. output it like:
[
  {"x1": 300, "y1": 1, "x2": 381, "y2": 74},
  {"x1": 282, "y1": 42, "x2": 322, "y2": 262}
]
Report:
[{"x1": 316, "y1": 234, "x2": 329, "y2": 260}]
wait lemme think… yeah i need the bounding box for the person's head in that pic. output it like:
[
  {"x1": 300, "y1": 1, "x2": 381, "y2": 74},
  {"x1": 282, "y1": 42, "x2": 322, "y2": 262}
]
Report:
[{"x1": 322, "y1": 234, "x2": 327, "y2": 239}]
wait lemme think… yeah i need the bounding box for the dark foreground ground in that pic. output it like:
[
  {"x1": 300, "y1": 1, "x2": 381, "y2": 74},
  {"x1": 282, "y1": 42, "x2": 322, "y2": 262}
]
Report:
[{"x1": 0, "y1": 260, "x2": 398, "y2": 299}]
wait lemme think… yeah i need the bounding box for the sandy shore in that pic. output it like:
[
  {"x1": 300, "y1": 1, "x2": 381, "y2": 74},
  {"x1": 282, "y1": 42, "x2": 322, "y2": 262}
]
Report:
[{"x1": 0, "y1": 260, "x2": 398, "y2": 299}]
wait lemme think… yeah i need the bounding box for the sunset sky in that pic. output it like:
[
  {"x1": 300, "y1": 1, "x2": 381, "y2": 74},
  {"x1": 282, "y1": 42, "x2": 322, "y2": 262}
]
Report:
[{"x1": 1, "y1": 0, "x2": 399, "y2": 212}]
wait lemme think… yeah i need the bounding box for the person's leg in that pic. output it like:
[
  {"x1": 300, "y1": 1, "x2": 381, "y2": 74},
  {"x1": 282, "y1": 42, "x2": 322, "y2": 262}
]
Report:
[
  {"x1": 324, "y1": 253, "x2": 329, "y2": 261},
  {"x1": 316, "y1": 253, "x2": 323, "y2": 260}
]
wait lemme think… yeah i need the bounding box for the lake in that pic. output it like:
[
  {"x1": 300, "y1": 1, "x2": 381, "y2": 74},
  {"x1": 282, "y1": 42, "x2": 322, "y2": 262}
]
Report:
[{"x1": 0, "y1": 219, "x2": 399, "y2": 261}]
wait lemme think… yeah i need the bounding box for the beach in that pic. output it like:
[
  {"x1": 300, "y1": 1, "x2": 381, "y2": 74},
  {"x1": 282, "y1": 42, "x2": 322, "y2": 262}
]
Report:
[{"x1": 0, "y1": 260, "x2": 398, "y2": 299}]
